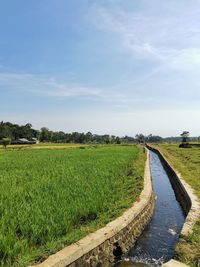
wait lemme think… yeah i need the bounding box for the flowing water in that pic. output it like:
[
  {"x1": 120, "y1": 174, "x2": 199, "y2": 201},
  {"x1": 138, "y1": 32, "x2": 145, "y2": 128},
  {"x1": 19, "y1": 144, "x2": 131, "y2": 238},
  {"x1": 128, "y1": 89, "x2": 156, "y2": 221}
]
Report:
[{"x1": 115, "y1": 151, "x2": 185, "y2": 267}]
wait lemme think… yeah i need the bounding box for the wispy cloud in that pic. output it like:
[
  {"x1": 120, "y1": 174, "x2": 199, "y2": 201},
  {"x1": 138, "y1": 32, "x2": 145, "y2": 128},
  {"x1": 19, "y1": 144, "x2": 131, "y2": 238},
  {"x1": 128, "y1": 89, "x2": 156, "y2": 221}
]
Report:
[
  {"x1": 0, "y1": 72, "x2": 152, "y2": 105},
  {"x1": 0, "y1": 72, "x2": 100, "y2": 97},
  {"x1": 92, "y1": 2, "x2": 200, "y2": 71}
]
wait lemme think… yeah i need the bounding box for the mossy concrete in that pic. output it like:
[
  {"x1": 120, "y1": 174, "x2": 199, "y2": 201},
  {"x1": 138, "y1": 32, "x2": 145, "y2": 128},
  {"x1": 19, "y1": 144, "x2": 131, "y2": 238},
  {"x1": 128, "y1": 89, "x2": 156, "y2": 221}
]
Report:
[{"x1": 162, "y1": 259, "x2": 189, "y2": 267}]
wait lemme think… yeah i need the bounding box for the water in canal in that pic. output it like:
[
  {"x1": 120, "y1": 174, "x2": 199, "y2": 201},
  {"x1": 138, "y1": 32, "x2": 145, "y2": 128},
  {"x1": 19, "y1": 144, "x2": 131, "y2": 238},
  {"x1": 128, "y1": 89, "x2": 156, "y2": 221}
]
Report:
[{"x1": 115, "y1": 151, "x2": 185, "y2": 267}]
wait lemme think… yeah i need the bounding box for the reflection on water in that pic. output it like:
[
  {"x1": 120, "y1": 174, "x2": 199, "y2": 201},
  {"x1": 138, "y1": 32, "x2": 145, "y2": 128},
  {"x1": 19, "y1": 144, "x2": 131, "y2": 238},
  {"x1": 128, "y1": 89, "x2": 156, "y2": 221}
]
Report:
[{"x1": 115, "y1": 151, "x2": 185, "y2": 267}]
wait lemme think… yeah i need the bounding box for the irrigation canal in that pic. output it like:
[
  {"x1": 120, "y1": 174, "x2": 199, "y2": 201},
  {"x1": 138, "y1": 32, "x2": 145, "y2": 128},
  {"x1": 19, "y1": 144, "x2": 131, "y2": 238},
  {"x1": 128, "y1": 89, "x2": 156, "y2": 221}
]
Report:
[{"x1": 114, "y1": 150, "x2": 185, "y2": 267}]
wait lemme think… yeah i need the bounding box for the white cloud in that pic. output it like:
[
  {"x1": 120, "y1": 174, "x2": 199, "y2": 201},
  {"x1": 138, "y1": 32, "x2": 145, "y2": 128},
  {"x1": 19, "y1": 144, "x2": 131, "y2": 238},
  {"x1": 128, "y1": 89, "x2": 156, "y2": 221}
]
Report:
[
  {"x1": 0, "y1": 72, "x2": 152, "y2": 105},
  {"x1": 92, "y1": 3, "x2": 200, "y2": 71},
  {"x1": 168, "y1": 48, "x2": 200, "y2": 70},
  {"x1": 0, "y1": 72, "x2": 100, "y2": 97}
]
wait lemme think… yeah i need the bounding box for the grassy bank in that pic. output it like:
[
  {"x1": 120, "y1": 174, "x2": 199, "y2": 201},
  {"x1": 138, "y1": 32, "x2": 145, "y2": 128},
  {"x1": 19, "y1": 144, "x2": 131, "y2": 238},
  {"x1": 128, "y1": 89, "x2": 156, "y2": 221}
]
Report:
[
  {"x1": 155, "y1": 144, "x2": 200, "y2": 267},
  {"x1": 0, "y1": 145, "x2": 145, "y2": 267}
]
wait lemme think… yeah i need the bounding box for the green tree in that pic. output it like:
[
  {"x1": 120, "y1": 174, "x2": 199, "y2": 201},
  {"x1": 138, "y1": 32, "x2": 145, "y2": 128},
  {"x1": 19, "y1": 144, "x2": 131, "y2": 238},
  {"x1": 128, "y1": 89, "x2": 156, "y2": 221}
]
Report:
[
  {"x1": 180, "y1": 131, "x2": 190, "y2": 143},
  {"x1": 85, "y1": 132, "x2": 93, "y2": 143},
  {"x1": 52, "y1": 131, "x2": 66, "y2": 143},
  {"x1": 135, "y1": 134, "x2": 145, "y2": 144},
  {"x1": 40, "y1": 127, "x2": 52, "y2": 142},
  {"x1": 115, "y1": 137, "x2": 121, "y2": 144},
  {"x1": 102, "y1": 135, "x2": 110, "y2": 144},
  {"x1": 2, "y1": 138, "x2": 11, "y2": 149}
]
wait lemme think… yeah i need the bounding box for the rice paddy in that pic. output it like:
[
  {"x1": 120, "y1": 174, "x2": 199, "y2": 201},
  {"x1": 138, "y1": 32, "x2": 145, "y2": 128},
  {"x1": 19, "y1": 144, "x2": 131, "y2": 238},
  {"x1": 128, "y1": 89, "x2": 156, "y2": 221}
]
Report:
[{"x1": 0, "y1": 145, "x2": 145, "y2": 266}]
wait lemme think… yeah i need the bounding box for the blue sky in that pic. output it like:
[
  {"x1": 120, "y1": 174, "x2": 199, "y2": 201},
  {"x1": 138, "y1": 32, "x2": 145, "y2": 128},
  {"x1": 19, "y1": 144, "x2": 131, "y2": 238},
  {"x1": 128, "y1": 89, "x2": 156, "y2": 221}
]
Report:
[{"x1": 1, "y1": 0, "x2": 200, "y2": 136}]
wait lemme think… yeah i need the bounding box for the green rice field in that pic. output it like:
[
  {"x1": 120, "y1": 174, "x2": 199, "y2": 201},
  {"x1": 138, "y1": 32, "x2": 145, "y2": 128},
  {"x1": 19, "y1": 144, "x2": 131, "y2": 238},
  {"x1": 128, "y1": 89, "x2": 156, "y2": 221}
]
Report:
[{"x1": 0, "y1": 145, "x2": 145, "y2": 267}]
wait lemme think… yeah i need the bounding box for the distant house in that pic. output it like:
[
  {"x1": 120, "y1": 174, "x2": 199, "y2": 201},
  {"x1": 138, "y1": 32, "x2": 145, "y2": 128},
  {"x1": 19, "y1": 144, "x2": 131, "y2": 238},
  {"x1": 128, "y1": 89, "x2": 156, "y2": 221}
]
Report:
[
  {"x1": 17, "y1": 138, "x2": 30, "y2": 144},
  {"x1": 12, "y1": 138, "x2": 39, "y2": 145}
]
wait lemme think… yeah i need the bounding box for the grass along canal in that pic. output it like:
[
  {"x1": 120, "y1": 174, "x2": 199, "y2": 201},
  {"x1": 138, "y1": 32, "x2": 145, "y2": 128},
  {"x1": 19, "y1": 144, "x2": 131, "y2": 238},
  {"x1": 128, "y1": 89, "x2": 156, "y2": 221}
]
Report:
[{"x1": 115, "y1": 150, "x2": 186, "y2": 267}]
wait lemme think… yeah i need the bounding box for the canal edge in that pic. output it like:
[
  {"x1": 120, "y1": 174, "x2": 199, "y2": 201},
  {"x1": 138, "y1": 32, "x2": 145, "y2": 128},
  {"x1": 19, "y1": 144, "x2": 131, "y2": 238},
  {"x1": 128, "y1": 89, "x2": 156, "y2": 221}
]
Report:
[
  {"x1": 28, "y1": 149, "x2": 155, "y2": 267},
  {"x1": 147, "y1": 144, "x2": 200, "y2": 267}
]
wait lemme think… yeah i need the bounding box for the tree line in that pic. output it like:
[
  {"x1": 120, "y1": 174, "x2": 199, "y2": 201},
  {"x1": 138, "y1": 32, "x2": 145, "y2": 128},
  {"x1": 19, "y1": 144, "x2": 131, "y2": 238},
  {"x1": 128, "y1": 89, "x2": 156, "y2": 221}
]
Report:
[
  {"x1": 2, "y1": 121, "x2": 198, "y2": 145},
  {"x1": 0, "y1": 121, "x2": 136, "y2": 144}
]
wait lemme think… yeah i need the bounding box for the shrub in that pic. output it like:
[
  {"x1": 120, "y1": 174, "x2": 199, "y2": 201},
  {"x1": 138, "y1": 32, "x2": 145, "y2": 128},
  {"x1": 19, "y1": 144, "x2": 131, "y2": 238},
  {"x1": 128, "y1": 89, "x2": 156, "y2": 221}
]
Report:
[{"x1": 2, "y1": 137, "x2": 11, "y2": 149}]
